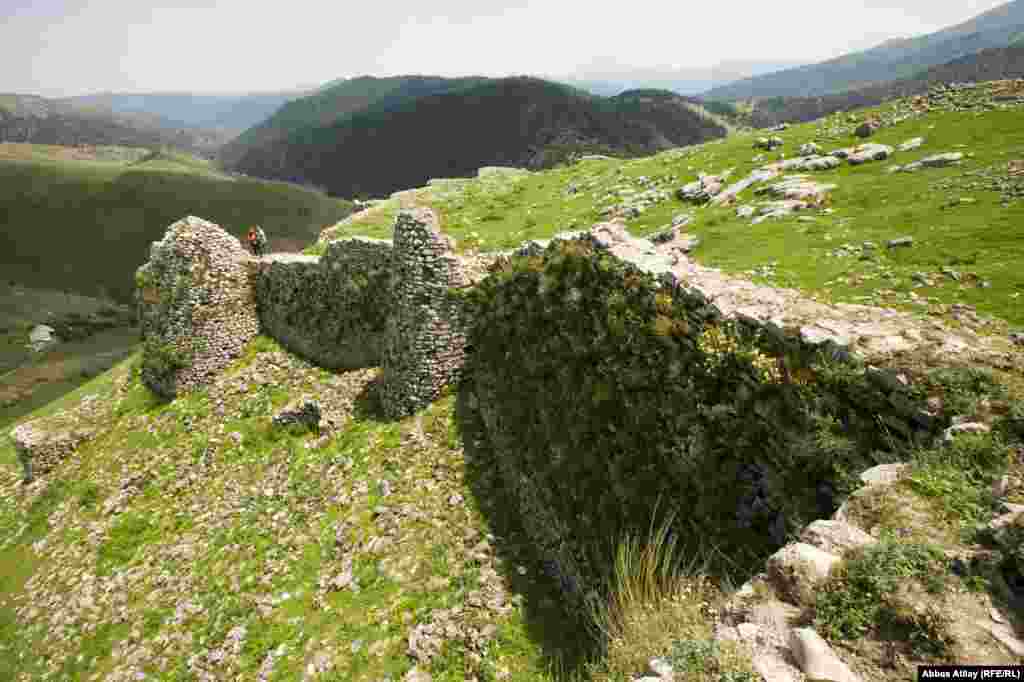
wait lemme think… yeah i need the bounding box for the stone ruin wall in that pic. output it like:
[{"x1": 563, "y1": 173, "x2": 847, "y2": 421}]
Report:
[
  {"x1": 135, "y1": 216, "x2": 261, "y2": 399},
  {"x1": 379, "y1": 208, "x2": 477, "y2": 418},
  {"x1": 134, "y1": 208, "x2": 477, "y2": 418},
  {"x1": 254, "y1": 237, "x2": 394, "y2": 371}
]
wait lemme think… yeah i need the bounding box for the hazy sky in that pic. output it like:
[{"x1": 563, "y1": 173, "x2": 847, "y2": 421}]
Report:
[{"x1": 2, "y1": 0, "x2": 1014, "y2": 97}]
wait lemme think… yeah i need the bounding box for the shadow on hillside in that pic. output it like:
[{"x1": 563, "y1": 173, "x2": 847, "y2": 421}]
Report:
[{"x1": 451, "y1": 383, "x2": 603, "y2": 679}]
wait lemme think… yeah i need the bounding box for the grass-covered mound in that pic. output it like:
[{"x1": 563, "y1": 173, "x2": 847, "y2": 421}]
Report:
[{"x1": 458, "y1": 235, "x2": 952, "y2": 622}]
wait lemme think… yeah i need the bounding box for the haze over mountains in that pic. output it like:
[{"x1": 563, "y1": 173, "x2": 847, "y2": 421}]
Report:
[
  {"x1": 703, "y1": 0, "x2": 1024, "y2": 99},
  {"x1": 553, "y1": 59, "x2": 806, "y2": 97}
]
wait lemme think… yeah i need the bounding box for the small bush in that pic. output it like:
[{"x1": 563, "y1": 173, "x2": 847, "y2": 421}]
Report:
[{"x1": 813, "y1": 539, "x2": 954, "y2": 656}]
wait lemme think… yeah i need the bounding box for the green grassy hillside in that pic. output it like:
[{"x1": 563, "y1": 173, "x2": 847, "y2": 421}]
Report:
[
  {"x1": 0, "y1": 144, "x2": 353, "y2": 303},
  {"x1": 218, "y1": 76, "x2": 492, "y2": 167},
  {"x1": 233, "y1": 77, "x2": 727, "y2": 199},
  {"x1": 2, "y1": 83, "x2": 1024, "y2": 682},
  {"x1": 320, "y1": 86, "x2": 1024, "y2": 330}
]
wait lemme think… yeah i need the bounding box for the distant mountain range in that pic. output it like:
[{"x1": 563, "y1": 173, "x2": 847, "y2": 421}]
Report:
[
  {"x1": 553, "y1": 60, "x2": 805, "y2": 97},
  {"x1": 224, "y1": 77, "x2": 727, "y2": 199},
  {"x1": 60, "y1": 90, "x2": 311, "y2": 136},
  {"x1": 702, "y1": 0, "x2": 1024, "y2": 100},
  {"x1": 217, "y1": 76, "x2": 492, "y2": 167},
  {"x1": 745, "y1": 45, "x2": 1024, "y2": 128},
  {"x1": 0, "y1": 93, "x2": 233, "y2": 154}
]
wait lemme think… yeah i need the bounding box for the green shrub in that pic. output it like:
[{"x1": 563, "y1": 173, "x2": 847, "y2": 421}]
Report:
[{"x1": 813, "y1": 539, "x2": 953, "y2": 656}]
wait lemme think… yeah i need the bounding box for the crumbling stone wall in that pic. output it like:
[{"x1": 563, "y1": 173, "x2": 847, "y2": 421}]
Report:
[
  {"x1": 255, "y1": 237, "x2": 394, "y2": 370},
  {"x1": 460, "y1": 229, "x2": 945, "y2": 618},
  {"x1": 135, "y1": 216, "x2": 260, "y2": 399},
  {"x1": 380, "y1": 208, "x2": 475, "y2": 418}
]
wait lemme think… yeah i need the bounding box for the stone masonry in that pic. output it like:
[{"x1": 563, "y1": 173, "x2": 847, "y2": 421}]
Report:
[
  {"x1": 379, "y1": 208, "x2": 475, "y2": 419},
  {"x1": 135, "y1": 216, "x2": 260, "y2": 399},
  {"x1": 254, "y1": 237, "x2": 394, "y2": 370},
  {"x1": 136, "y1": 210, "x2": 480, "y2": 418}
]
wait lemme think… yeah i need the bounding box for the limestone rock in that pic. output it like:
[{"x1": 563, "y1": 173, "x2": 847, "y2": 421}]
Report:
[
  {"x1": 753, "y1": 136, "x2": 784, "y2": 151},
  {"x1": 897, "y1": 137, "x2": 924, "y2": 151},
  {"x1": 27, "y1": 324, "x2": 59, "y2": 352},
  {"x1": 799, "y1": 520, "x2": 877, "y2": 556},
  {"x1": 677, "y1": 172, "x2": 732, "y2": 203},
  {"x1": 854, "y1": 119, "x2": 880, "y2": 138},
  {"x1": 765, "y1": 542, "x2": 841, "y2": 605},
  {"x1": 799, "y1": 142, "x2": 821, "y2": 156},
  {"x1": 789, "y1": 628, "x2": 862, "y2": 682},
  {"x1": 272, "y1": 398, "x2": 322, "y2": 433},
  {"x1": 859, "y1": 462, "x2": 909, "y2": 486},
  {"x1": 847, "y1": 143, "x2": 893, "y2": 165},
  {"x1": 900, "y1": 152, "x2": 964, "y2": 172}
]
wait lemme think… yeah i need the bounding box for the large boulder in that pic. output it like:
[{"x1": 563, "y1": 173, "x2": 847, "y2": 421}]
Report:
[
  {"x1": 27, "y1": 324, "x2": 59, "y2": 353},
  {"x1": 10, "y1": 408, "x2": 99, "y2": 483},
  {"x1": 135, "y1": 216, "x2": 260, "y2": 399},
  {"x1": 847, "y1": 143, "x2": 893, "y2": 165},
  {"x1": 854, "y1": 119, "x2": 881, "y2": 138}
]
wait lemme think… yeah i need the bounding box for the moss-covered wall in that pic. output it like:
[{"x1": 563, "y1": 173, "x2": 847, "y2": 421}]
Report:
[
  {"x1": 135, "y1": 216, "x2": 260, "y2": 398},
  {"x1": 254, "y1": 237, "x2": 394, "y2": 370},
  {"x1": 459, "y1": 233, "x2": 943, "y2": 618}
]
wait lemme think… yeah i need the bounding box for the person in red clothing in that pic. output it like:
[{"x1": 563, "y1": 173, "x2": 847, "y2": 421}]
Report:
[{"x1": 247, "y1": 226, "x2": 266, "y2": 257}]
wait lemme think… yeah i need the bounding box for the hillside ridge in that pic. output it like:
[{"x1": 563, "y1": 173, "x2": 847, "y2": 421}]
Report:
[{"x1": 3, "y1": 81, "x2": 1024, "y2": 681}]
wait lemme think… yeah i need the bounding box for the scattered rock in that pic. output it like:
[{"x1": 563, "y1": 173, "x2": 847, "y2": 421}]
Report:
[
  {"x1": 854, "y1": 119, "x2": 881, "y2": 138},
  {"x1": 789, "y1": 628, "x2": 862, "y2": 682},
  {"x1": 859, "y1": 463, "x2": 909, "y2": 486},
  {"x1": 799, "y1": 520, "x2": 877, "y2": 556},
  {"x1": 900, "y1": 152, "x2": 965, "y2": 172},
  {"x1": 886, "y1": 236, "x2": 914, "y2": 248},
  {"x1": 897, "y1": 137, "x2": 924, "y2": 151},
  {"x1": 27, "y1": 324, "x2": 59, "y2": 352},
  {"x1": 711, "y1": 169, "x2": 778, "y2": 205},
  {"x1": 942, "y1": 421, "x2": 990, "y2": 444},
  {"x1": 272, "y1": 398, "x2": 323, "y2": 433},
  {"x1": 765, "y1": 543, "x2": 841, "y2": 606},
  {"x1": 847, "y1": 143, "x2": 893, "y2": 165},
  {"x1": 754, "y1": 136, "x2": 784, "y2": 151},
  {"x1": 676, "y1": 172, "x2": 732, "y2": 203},
  {"x1": 798, "y1": 142, "x2": 821, "y2": 156}
]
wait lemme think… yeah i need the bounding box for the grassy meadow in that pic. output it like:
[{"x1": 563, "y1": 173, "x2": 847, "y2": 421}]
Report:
[{"x1": 0, "y1": 144, "x2": 353, "y2": 303}]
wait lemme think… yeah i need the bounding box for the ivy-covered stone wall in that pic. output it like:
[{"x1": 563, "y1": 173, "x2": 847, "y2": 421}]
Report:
[
  {"x1": 459, "y1": 233, "x2": 945, "y2": 618},
  {"x1": 135, "y1": 216, "x2": 260, "y2": 399},
  {"x1": 254, "y1": 237, "x2": 394, "y2": 370}
]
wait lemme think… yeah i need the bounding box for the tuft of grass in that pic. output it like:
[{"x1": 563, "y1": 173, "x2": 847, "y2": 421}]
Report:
[{"x1": 583, "y1": 508, "x2": 755, "y2": 682}]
